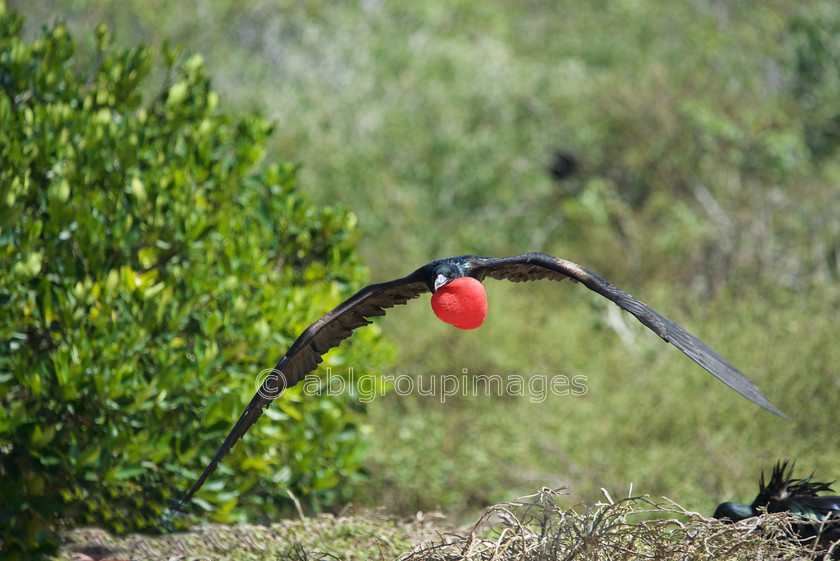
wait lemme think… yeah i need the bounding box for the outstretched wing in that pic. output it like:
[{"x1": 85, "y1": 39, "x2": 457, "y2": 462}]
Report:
[
  {"x1": 179, "y1": 269, "x2": 430, "y2": 508},
  {"x1": 469, "y1": 252, "x2": 787, "y2": 418}
]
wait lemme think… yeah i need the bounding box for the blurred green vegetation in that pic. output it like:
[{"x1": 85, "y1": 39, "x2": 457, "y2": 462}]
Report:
[{"x1": 7, "y1": 0, "x2": 840, "y2": 542}]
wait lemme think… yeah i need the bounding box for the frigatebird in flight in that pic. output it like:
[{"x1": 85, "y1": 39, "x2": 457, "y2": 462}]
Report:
[{"x1": 180, "y1": 252, "x2": 786, "y2": 508}]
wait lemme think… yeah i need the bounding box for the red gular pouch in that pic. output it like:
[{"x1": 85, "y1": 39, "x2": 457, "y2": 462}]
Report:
[{"x1": 430, "y1": 276, "x2": 488, "y2": 330}]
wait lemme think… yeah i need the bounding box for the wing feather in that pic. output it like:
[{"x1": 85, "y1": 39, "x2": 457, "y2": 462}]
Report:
[
  {"x1": 471, "y1": 252, "x2": 787, "y2": 418},
  {"x1": 179, "y1": 270, "x2": 429, "y2": 508}
]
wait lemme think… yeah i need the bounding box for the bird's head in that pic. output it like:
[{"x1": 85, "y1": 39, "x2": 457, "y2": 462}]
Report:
[
  {"x1": 429, "y1": 262, "x2": 464, "y2": 292},
  {"x1": 426, "y1": 261, "x2": 487, "y2": 330},
  {"x1": 714, "y1": 501, "x2": 755, "y2": 522}
]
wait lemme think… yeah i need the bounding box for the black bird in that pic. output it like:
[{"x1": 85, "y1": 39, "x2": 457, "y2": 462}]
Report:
[
  {"x1": 180, "y1": 252, "x2": 786, "y2": 508},
  {"x1": 548, "y1": 151, "x2": 579, "y2": 181},
  {"x1": 715, "y1": 461, "x2": 840, "y2": 558}
]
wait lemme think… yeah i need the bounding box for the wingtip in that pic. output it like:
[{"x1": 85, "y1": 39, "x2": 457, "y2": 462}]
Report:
[
  {"x1": 742, "y1": 387, "x2": 787, "y2": 419},
  {"x1": 747, "y1": 391, "x2": 787, "y2": 419},
  {"x1": 171, "y1": 497, "x2": 190, "y2": 515},
  {"x1": 173, "y1": 487, "x2": 197, "y2": 514},
  {"x1": 764, "y1": 402, "x2": 789, "y2": 420}
]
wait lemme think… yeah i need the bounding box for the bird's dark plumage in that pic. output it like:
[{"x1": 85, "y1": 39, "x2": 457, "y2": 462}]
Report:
[
  {"x1": 180, "y1": 252, "x2": 786, "y2": 508},
  {"x1": 715, "y1": 461, "x2": 840, "y2": 558},
  {"x1": 548, "y1": 151, "x2": 578, "y2": 181}
]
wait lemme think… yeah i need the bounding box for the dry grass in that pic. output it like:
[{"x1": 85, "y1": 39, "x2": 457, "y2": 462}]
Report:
[
  {"x1": 52, "y1": 508, "x2": 446, "y2": 561},
  {"x1": 401, "y1": 487, "x2": 835, "y2": 561},
  {"x1": 52, "y1": 488, "x2": 840, "y2": 561}
]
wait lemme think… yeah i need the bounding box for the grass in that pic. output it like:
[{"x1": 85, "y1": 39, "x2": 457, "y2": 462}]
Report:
[
  {"x1": 52, "y1": 489, "x2": 833, "y2": 560},
  {"x1": 52, "y1": 508, "x2": 443, "y2": 561}
]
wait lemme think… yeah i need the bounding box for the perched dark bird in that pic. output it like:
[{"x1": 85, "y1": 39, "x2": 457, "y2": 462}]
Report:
[
  {"x1": 548, "y1": 151, "x2": 579, "y2": 181},
  {"x1": 180, "y1": 252, "x2": 786, "y2": 508},
  {"x1": 715, "y1": 461, "x2": 840, "y2": 558}
]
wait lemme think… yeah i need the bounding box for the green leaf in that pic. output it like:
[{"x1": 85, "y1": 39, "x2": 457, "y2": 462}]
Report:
[
  {"x1": 113, "y1": 465, "x2": 145, "y2": 480},
  {"x1": 75, "y1": 447, "x2": 101, "y2": 469}
]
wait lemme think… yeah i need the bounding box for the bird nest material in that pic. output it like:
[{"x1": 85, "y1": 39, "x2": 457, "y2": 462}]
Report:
[{"x1": 400, "y1": 487, "x2": 834, "y2": 561}]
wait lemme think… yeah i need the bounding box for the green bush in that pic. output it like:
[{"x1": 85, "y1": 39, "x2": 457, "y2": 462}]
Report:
[{"x1": 0, "y1": 6, "x2": 391, "y2": 558}]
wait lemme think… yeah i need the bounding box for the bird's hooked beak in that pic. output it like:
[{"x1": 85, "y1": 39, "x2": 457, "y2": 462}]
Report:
[{"x1": 433, "y1": 274, "x2": 449, "y2": 292}]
